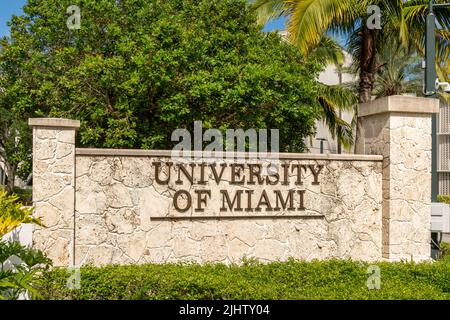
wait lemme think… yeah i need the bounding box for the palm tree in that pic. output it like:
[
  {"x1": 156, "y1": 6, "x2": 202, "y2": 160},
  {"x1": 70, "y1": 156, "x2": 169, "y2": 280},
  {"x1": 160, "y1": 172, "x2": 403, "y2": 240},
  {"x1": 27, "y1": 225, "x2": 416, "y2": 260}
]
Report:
[
  {"x1": 373, "y1": 45, "x2": 423, "y2": 98},
  {"x1": 344, "y1": 37, "x2": 424, "y2": 98},
  {"x1": 252, "y1": 0, "x2": 450, "y2": 152}
]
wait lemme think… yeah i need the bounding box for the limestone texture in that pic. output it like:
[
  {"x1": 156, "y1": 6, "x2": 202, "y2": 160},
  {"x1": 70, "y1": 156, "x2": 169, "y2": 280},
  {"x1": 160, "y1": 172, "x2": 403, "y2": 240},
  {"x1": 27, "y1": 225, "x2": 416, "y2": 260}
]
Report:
[
  {"x1": 361, "y1": 108, "x2": 433, "y2": 261},
  {"x1": 30, "y1": 97, "x2": 436, "y2": 267},
  {"x1": 73, "y1": 156, "x2": 383, "y2": 265},
  {"x1": 31, "y1": 127, "x2": 76, "y2": 266}
]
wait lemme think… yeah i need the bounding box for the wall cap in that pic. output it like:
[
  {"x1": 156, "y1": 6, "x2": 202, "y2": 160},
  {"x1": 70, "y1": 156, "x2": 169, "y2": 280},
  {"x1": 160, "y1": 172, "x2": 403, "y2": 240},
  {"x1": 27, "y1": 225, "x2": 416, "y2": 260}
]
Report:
[
  {"x1": 359, "y1": 95, "x2": 440, "y2": 118},
  {"x1": 28, "y1": 118, "x2": 80, "y2": 129},
  {"x1": 76, "y1": 148, "x2": 383, "y2": 161}
]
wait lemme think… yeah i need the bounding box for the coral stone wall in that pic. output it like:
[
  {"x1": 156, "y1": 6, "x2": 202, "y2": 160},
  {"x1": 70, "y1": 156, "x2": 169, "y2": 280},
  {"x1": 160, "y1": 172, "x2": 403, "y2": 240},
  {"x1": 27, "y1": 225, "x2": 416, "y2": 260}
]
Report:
[
  {"x1": 30, "y1": 119, "x2": 78, "y2": 266},
  {"x1": 74, "y1": 154, "x2": 383, "y2": 266},
  {"x1": 361, "y1": 110, "x2": 434, "y2": 261},
  {"x1": 29, "y1": 96, "x2": 438, "y2": 267}
]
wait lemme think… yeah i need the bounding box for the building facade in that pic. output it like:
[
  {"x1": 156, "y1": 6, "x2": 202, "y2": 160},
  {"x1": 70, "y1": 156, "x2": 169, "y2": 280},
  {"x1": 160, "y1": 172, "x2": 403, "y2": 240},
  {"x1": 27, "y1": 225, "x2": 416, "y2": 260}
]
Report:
[
  {"x1": 0, "y1": 157, "x2": 6, "y2": 186},
  {"x1": 306, "y1": 51, "x2": 355, "y2": 154}
]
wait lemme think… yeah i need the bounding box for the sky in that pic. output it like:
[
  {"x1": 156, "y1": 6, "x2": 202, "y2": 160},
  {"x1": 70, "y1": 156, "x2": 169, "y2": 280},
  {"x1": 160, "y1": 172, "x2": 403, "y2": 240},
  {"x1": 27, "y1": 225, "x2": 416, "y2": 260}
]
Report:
[
  {"x1": 0, "y1": 1, "x2": 346, "y2": 48},
  {"x1": 0, "y1": 0, "x2": 26, "y2": 37},
  {"x1": 262, "y1": 17, "x2": 286, "y2": 32},
  {"x1": 1, "y1": 1, "x2": 288, "y2": 37}
]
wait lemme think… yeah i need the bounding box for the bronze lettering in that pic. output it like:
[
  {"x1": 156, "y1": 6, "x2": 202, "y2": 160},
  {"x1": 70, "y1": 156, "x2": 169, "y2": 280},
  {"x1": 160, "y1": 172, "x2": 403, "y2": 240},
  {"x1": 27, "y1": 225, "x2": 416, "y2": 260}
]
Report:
[
  {"x1": 210, "y1": 163, "x2": 227, "y2": 184},
  {"x1": 281, "y1": 163, "x2": 289, "y2": 185},
  {"x1": 173, "y1": 190, "x2": 192, "y2": 212},
  {"x1": 265, "y1": 169, "x2": 280, "y2": 185},
  {"x1": 220, "y1": 190, "x2": 244, "y2": 211},
  {"x1": 194, "y1": 189, "x2": 211, "y2": 212},
  {"x1": 248, "y1": 164, "x2": 264, "y2": 185},
  {"x1": 156, "y1": 160, "x2": 320, "y2": 213},
  {"x1": 230, "y1": 164, "x2": 245, "y2": 185},
  {"x1": 255, "y1": 190, "x2": 273, "y2": 212},
  {"x1": 297, "y1": 190, "x2": 306, "y2": 210},
  {"x1": 153, "y1": 162, "x2": 172, "y2": 185},
  {"x1": 198, "y1": 163, "x2": 208, "y2": 185},
  {"x1": 291, "y1": 164, "x2": 308, "y2": 185},
  {"x1": 245, "y1": 190, "x2": 254, "y2": 212},
  {"x1": 175, "y1": 163, "x2": 196, "y2": 185},
  {"x1": 309, "y1": 165, "x2": 323, "y2": 185},
  {"x1": 274, "y1": 190, "x2": 295, "y2": 211}
]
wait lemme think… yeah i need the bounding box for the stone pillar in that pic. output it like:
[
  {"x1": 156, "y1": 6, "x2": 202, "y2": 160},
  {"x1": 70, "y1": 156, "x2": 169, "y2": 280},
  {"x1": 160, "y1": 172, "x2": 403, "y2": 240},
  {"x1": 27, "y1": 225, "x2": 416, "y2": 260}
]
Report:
[
  {"x1": 29, "y1": 118, "x2": 80, "y2": 267},
  {"x1": 359, "y1": 96, "x2": 439, "y2": 261}
]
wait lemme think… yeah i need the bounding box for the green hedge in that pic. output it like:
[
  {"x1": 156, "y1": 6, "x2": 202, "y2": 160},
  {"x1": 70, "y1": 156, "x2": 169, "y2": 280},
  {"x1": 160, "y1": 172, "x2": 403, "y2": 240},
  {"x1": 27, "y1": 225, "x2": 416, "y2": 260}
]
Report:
[{"x1": 38, "y1": 259, "x2": 450, "y2": 300}]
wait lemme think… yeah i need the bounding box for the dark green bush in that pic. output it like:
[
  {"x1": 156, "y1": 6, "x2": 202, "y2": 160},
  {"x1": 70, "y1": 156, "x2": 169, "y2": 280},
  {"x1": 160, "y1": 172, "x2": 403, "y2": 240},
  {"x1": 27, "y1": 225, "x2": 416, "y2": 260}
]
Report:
[
  {"x1": 12, "y1": 187, "x2": 32, "y2": 206},
  {"x1": 440, "y1": 242, "x2": 450, "y2": 261},
  {"x1": 38, "y1": 259, "x2": 450, "y2": 300},
  {"x1": 0, "y1": 186, "x2": 32, "y2": 206}
]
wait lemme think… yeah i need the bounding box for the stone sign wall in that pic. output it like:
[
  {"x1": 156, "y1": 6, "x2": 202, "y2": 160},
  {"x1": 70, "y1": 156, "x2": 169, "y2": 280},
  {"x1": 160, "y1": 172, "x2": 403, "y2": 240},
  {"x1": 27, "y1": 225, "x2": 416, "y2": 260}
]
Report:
[
  {"x1": 73, "y1": 152, "x2": 383, "y2": 266},
  {"x1": 359, "y1": 96, "x2": 438, "y2": 261},
  {"x1": 29, "y1": 96, "x2": 439, "y2": 267}
]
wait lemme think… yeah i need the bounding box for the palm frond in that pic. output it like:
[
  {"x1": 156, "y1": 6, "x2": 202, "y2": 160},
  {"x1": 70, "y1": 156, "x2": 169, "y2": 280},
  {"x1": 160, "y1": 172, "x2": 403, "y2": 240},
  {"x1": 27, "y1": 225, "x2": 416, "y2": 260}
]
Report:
[
  {"x1": 250, "y1": 0, "x2": 290, "y2": 25},
  {"x1": 287, "y1": 0, "x2": 366, "y2": 55},
  {"x1": 317, "y1": 83, "x2": 357, "y2": 147},
  {"x1": 309, "y1": 35, "x2": 345, "y2": 66}
]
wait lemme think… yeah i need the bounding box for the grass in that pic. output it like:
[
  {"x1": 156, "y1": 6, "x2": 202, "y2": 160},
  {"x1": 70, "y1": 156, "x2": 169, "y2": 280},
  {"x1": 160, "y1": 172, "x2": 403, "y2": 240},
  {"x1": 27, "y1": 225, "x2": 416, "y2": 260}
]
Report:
[{"x1": 38, "y1": 259, "x2": 450, "y2": 300}]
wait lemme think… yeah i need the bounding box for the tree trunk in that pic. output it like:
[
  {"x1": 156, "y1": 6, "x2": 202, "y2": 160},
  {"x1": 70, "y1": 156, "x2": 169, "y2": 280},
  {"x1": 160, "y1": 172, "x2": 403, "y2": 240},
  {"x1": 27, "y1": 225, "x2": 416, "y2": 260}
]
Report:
[
  {"x1": 354, "y1": 27, "x2": 377, "y2": 154},
  {"x1": 5, "y1": 162, "x2": 15, "y2": 194}
]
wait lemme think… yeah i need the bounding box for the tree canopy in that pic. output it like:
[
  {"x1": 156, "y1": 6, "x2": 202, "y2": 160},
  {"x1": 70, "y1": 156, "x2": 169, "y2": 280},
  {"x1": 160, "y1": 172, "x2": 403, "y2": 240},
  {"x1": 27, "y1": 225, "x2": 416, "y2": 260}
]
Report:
[{"x1": 0, "y1": 0, "x2": 325, "y2": 155}]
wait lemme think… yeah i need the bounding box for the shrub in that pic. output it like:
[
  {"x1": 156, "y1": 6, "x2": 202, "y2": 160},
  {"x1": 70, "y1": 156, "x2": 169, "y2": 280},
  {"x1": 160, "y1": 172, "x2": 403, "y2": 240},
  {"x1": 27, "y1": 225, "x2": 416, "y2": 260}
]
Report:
[
  {"x1": 12, "y1": 188, "x2": 32, "y2": 207},
  {"x1": 0, "y1": 189, "x2": 41, "y2": 237},
  {"x1": 440, "y1": 242, "x2": 450, "y2": 261},
  {"x1": 0, "y1": 240, "x2": 52, "y2": 299},
  {"x1": 0, "y1": 189, "x2": 51, "y2": 300},
  {"x1": 437, "y1": 195, "x2": 450, "y2": 205},
  {"x1": 38, "y1": 259, "x2": 450, "y2": 300}
]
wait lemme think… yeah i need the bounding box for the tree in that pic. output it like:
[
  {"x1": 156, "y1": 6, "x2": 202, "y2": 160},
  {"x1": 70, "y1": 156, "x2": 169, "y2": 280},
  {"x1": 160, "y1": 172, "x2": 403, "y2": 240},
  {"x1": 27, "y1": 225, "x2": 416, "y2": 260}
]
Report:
[
  {"x1": 0, "y1": 104, "x2": 31, "y2": 193},
  {"x1": 372, "y1": 41, "x2": 423, "y2": 98},
  {"x1": 343, "y1": 37, "x2": 424, "y2": 98},
  {"x1": 0, "y1": 0, "x2": 327, "y2": 161},
  {"x1": 252, "y1": 0, "x2": 450, "y2": 152}
]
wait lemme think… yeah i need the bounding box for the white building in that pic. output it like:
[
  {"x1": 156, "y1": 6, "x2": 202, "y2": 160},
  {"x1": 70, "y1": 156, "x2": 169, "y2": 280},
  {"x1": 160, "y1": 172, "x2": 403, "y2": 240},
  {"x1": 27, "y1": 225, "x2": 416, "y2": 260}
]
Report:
[
  {"x1": 307, "y1": 51, "x2": 355, "y2": 154},
  {"x1": 437, "y1": 99, "x2": 450, "y2": 195},
  {"x1": 0, "y1": 157, "x2": 6, "y2": 186},
  {"x1": 277, "y1": 31, "x2": 357, "y2": 154}
]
